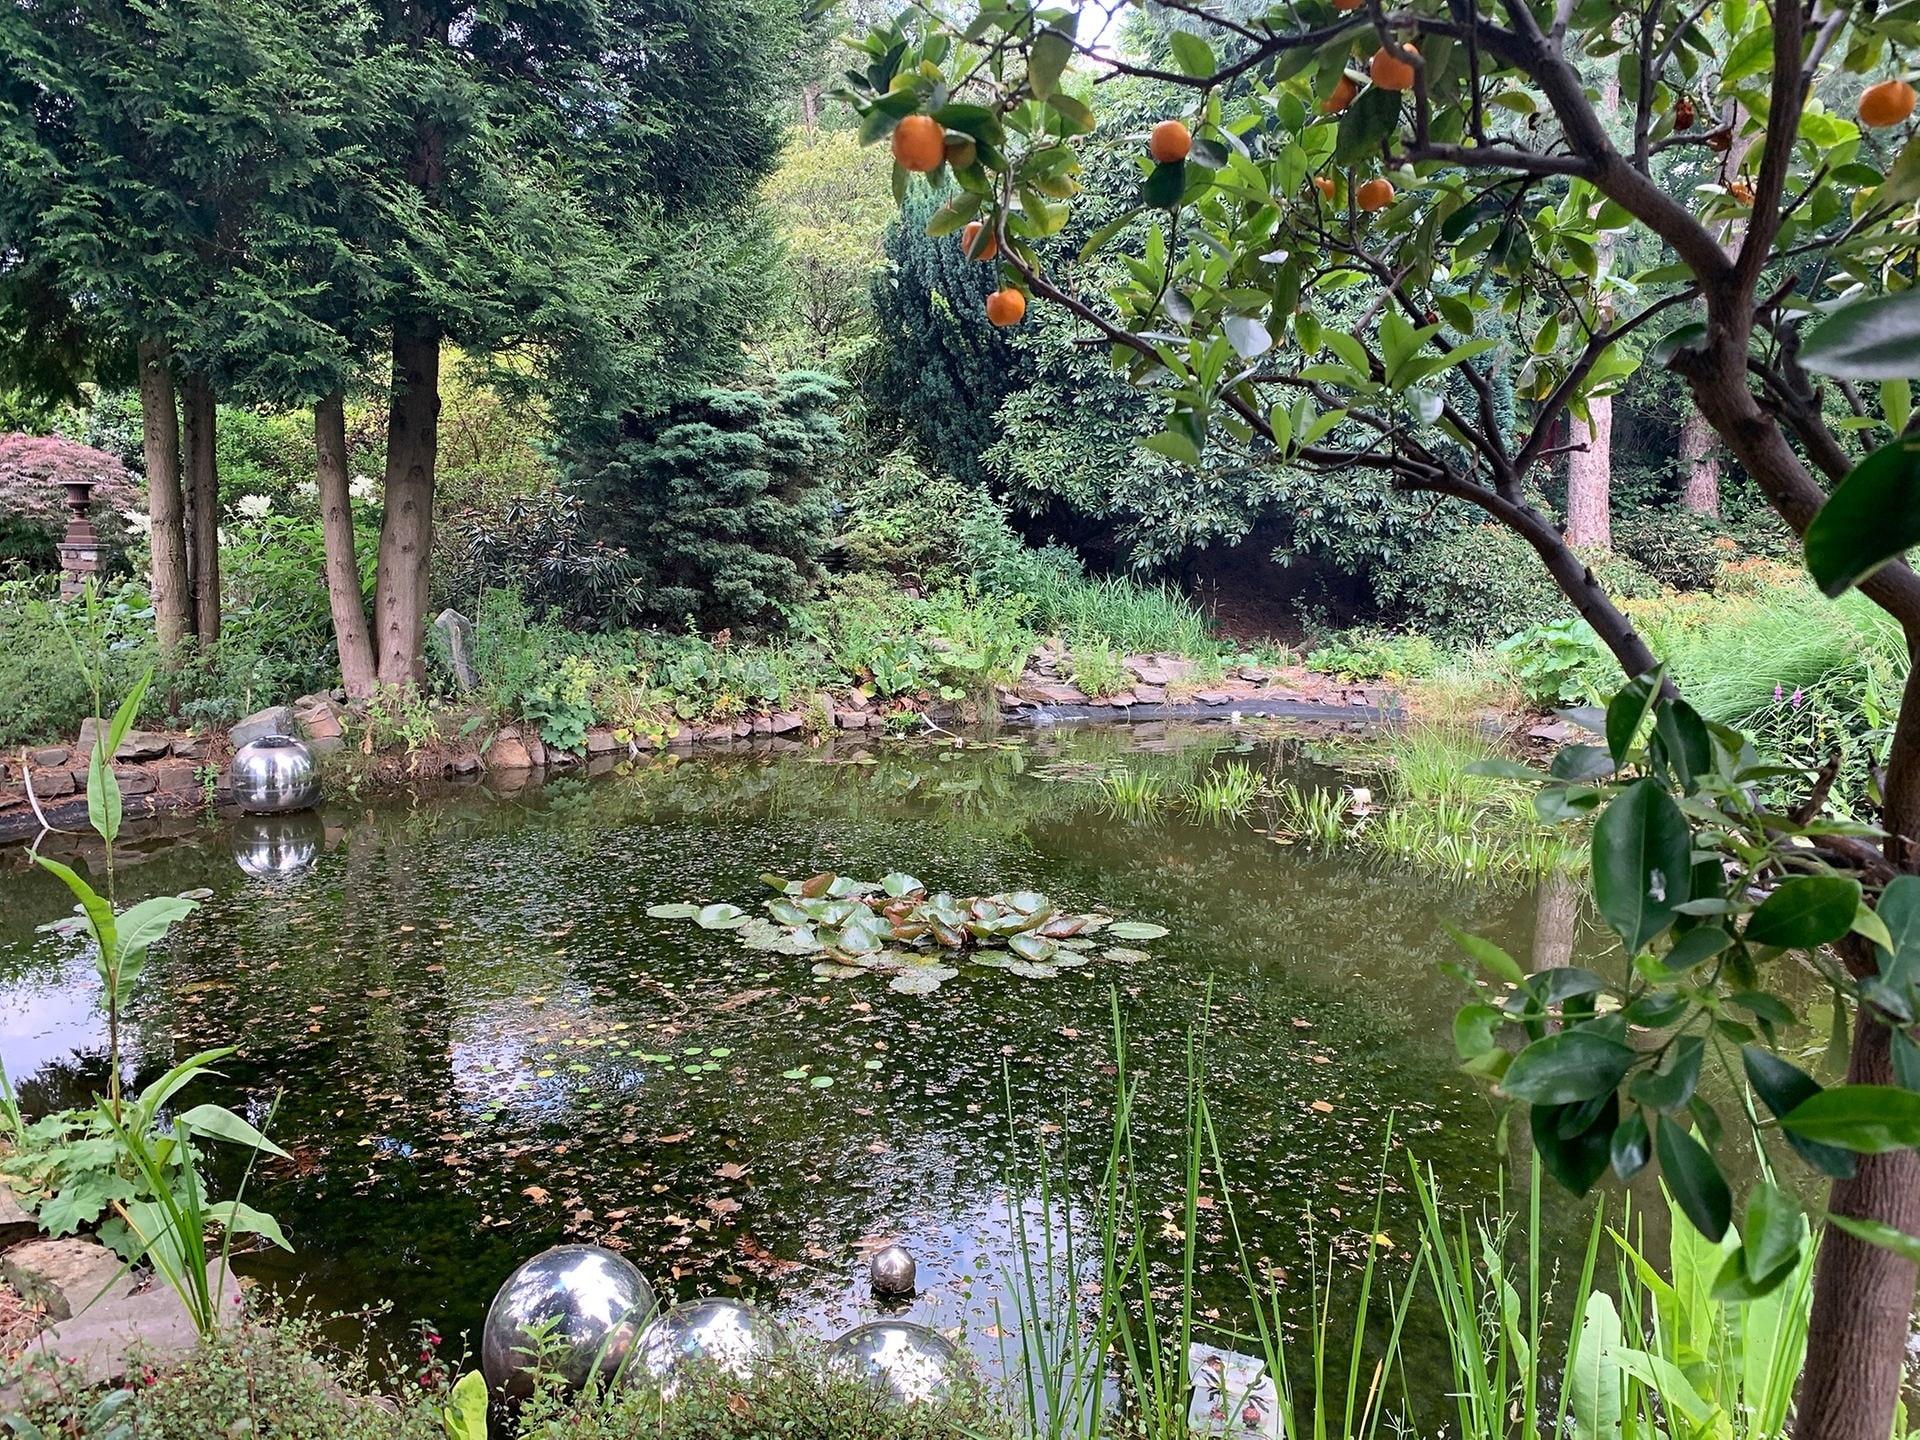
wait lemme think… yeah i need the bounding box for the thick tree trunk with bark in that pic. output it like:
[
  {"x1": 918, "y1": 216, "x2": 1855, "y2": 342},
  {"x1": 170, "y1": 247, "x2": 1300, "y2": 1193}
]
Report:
[
  {"x1": 1565, "y1": 396, "x2": 1613, "y2": 550},
  {"x1": 180, "y1": 372, "x2": 220, "y2": 645},
  {"x1": 372, "y1": 321, "x2": 442, "y2": 687},
  {"x1": 136, "y1": 340, "x2": 192, "y2": 658},
  {"x1": 1679, "y1": 412, "x2": 1721, "y2": 516},
  {"x1": 316, "y1": 392, "x2": 378, "y2": 699}
]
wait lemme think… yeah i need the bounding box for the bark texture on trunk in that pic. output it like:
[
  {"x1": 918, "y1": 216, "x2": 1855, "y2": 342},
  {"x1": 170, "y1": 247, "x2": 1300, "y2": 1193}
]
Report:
[
  {"x1": 180, "y1": 372, "x2": 221, "y2": 645},
  {"x1": 136, "y1": 340, "x2": 192, "y2": 658},
  {"x1": 1565, "y1": 396, "x2": 1613, "y2": 551},
  {"x1": 1530, "y1": 870, "x2": 1579, "y2": 973},
  {"x1": 373, "y1": 321, "x2": 442, "y2": 687},
  {"x1": 1680, "y1": 411, "x2": 1721, "y2": 516},
  {"x1": 316, "y1": 392, "x2": 378, "y2": 699}
]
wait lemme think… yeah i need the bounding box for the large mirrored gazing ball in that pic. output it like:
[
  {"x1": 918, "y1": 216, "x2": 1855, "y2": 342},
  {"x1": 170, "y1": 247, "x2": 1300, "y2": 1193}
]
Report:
[
  {"x1": 230, "y1": 811, "x2": 324, "y2": 879},
  {"x1": 827, "y1": 1322, "x2": 964, "y2": 1406},
  {"x1": 868, "y1": 1244, "x2": 917, "y2": 1296},
  {"x1": 481, "y1": 1245, "x2": 656, "y2": 1400},
  {"x1": 629, "y1": 1299, "x2": 790, "y2": 1397},
  {"x1": 229, "y1": 735, "x2": 321, "y2": 814}
]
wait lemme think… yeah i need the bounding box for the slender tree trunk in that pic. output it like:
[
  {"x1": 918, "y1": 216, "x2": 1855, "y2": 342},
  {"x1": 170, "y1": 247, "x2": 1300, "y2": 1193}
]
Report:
[
  {"x1": 136, "y1": 339, "x2": 192, "y2": 658},
  {"x1": 373, "y1": 320, "x2": 441, "y2": 687},
  {"x1": 1679, "y1": 404, "x2": 1721, "y2": 517},
  {"x1": 180, "y1": 372, "x2": 220, "y2": 644},
  {"x1": 1565, "y1": 396, "x2": 1613, "y2": 551},
  {"x1": 1530, "y1": 869, "x2": 1579, "y2": 973},
  {"x1": 316, "y1": 391, "x2": 378, "y2": 699}
]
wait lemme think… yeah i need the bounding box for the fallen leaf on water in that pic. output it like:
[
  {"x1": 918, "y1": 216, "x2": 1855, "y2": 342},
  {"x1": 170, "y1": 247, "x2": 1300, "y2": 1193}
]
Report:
[
  {"x1": 522, "y1": 1186, "x2": 551, "y2": 1204},
  {"x1": 715, "y1": 1162, "x2": 749, "y2": 1180},
  {"x1": 706, "y1": 1197, "x2": 743, "y2": 1215},
  {"x1": 1310, "y1": 1100, "x2": 1335, "y2": 1114},
  {"x1": 654, "y1": 1132, "x2": 692, "y2": 1144}
]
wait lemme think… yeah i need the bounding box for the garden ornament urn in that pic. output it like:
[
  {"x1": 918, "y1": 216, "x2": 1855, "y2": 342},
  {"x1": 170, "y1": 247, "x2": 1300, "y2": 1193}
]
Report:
[
  {"x1": 628, "y1": 1298, "x2": 790, "y2": 1398},
  {"x1": 481, "y1": 1245, "x2": 656, "y2": 1401},
  {"x1": 868, "y1": 1243, "x2": 917, "y2": 1297},
  {"x1": 229, "y1": 734, "x2": 321, "y2": 814},
  {"x1": 230, "y1": 811, "x2": 323, "y2": 879},
  {"x1": 826, "y1": 1321, "x2": 964, "y2": 1406}
]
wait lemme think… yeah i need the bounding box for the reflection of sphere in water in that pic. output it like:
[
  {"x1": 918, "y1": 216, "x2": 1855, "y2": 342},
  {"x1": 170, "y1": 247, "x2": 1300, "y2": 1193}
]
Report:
[
  {"x1": 868, "y1": 1244, "x2": 917, "y2": 1296},
  {"x1": 481, "y1": 1245, "x2": 656, "y2": 1401},
  {"x1": 629, "y1": 1299, "x2": 789, "y2": 1397},
  {"x1": 231, "y1": 812, "x2": 324, "y2": 879},
  {"x1": 229, "y1": 735, "x2": 321, "y2": 814},
  {"x1": 827, "y1": 1322, "x2": 964, "y2": 1405}
]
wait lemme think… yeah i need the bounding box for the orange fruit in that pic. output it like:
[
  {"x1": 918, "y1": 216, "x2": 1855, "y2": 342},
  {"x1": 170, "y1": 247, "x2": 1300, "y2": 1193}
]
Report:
[
  {"x1": 986, "y1": 288, "x2": 1027, "y2": 326},
  {"x1": 1321, "y1": 74, "x2": 1359, "y2": 114},
  {"x1": 1860, "y1": 78, "x2": 1917, "y2": 128},
  {"x1": 891, "y1": 114, "x2": 947, "y2": 173},
  {"x1": 1312, "y1": 175, "x2": 1337, "y2": 200},
  {"x1": 1369, "y1": 43, "x2": 1418, "y2": 92},
  {"x1": 961, "y1": 220, "x2": 998, "y2": 261},
  {"x1": 944, "y1": 136, "x2": 978, "y2": 169},
  {"x1": 1356, "y1": 177, "x2": 1395, "y2": 211},
  {"x1": 1728, "y1": 179, "x2": 1753, "y2": 204},
  {"x1": 1149, "y1": 119, "x2": 1193, "y2": 164},
  {"x1": 1674, "y1": 96, "x2": 1695, "y2": 129}
]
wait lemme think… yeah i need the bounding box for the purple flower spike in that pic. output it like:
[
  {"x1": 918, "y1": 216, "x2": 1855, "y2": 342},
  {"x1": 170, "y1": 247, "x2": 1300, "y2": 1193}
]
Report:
[{"x1": 1792, "y1": 688, "x2": 1803, "y2": 708}]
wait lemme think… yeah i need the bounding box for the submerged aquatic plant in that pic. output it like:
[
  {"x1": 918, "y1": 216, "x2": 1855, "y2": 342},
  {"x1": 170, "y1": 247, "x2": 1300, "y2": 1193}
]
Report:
[
  {"x1": 1100, "y1": 769, "x2": 1172, "y2": 820},
  {"x1": 647, "y1": 873, "x2": 1171, "y2": 994},
  {"x1": 1183, "y1": 762, "x2": 1262, "y2": 822}
]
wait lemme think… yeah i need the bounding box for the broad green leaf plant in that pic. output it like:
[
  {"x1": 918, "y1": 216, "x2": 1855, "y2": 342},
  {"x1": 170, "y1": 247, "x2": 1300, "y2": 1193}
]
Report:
[{"x1": 3, "y1": 668, "x2": 289, "y2": 1335}]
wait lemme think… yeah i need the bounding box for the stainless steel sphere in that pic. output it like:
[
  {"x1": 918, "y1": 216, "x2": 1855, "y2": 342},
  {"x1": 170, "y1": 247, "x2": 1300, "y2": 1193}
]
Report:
[
  {"x1": 230, "y1": 811, "x2": 323, "y2": 879},
  {"x1": 628, "y1": 1299, "x2": 789, "y2": 1397},
  {"x1": 868, "y1": 1244, "x2": 917, "y2": 1296},
  {"x1": 229, "y1": 734, "x2": 321, "y2": 814},
  {"x1": 481, "y1": 1245, "x2": 656, "y2": 1400},
  {"x1": 827, "y1": 1322, "x2": 964, "y2": 1406}
]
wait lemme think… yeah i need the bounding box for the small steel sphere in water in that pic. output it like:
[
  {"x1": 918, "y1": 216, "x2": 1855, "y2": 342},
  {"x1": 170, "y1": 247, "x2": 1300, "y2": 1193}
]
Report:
[
  {"x1": 230, "y1": 811, "x2": 324, "y2": 879},
  {"x1": 229, "y1": 735, "x2": 321, "y2": 814},
  {"x1": 481, "y1": 1245, "x2": 657, "y2": 1401},
  {"x1": 628, "y1": 1298, "x2": 789, "y2": 1397},
  {"x1": 827, "y1": 1321, "x2": 964, "y2": 1406},
  {"x1": 868, "y1": 1244, "x2": 917, "y2": 1297}
]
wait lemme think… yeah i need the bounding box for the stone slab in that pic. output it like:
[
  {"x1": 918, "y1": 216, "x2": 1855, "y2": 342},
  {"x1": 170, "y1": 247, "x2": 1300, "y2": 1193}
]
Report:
[
  {"x1": 585, "y1": 731, "x2": 619, "y2": 755},
  {"x1": 20, "y1": 1262, "x2": 237, "y2": 1388},
  {"x1": 0, "y1": 1182, "x2": 40, "y2": 1246},
  {"x1": 3, "y1": 1239, "x2": 135, "y2": 1321},
  {"x1": 111, "y1": 767, "x2": 155, "y2": 797},
  {"x1": 228, "y1": 706, "x2": 295, "y2": 750},
  {"x1": 488, "y1": 733, "x2": 533, "y2": 770},
  {"x1": 25, "y1": 769, "x2": 74, "y2": 799},
  {"x1": 26, "y1": 747, "x2": 68, "y2": 768}
]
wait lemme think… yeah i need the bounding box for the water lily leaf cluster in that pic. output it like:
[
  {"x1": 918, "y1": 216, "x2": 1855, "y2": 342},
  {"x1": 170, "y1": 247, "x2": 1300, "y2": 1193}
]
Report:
[{"x1": 648, "y1": 872, "x2": 1169, "y2": 992}]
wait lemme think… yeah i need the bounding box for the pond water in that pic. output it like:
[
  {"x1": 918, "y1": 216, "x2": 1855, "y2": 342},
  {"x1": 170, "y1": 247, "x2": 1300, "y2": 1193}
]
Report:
[{"x1": 0, "y1": 721, "x2": 1608, "y2": 1400}]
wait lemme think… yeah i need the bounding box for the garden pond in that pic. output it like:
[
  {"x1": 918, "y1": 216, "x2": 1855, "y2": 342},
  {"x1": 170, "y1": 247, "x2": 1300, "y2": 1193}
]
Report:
[{"x1": 0, "y1": 721, "x2": 1616, "y2": 1391}]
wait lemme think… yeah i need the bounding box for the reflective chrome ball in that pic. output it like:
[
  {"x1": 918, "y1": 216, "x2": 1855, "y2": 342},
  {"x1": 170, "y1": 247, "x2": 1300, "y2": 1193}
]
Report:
[
  {"x1": 229, "y1": 735, "x2": 321, "y2": 814},
  {"x1": 629, "y1": 1298, "x2": 789, "y2": 1397},
  {"x1": 481, "y1": 1245, "x2": 656, "y2": 1401},
  {"x1": 230, "y1": 811, "x2": 323, "y2": 879},
  {"x1": 827, "y1": 1322, "x2": 964, "y2": 1406},
  {"x1": 868, "y1": 1244, "x2": 917, "y2": 1297}
]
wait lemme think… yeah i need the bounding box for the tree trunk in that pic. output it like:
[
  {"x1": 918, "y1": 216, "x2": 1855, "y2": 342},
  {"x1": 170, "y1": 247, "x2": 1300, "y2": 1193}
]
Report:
[
  {"x1": 1565, "y1": 396, "x2": 1613, "y2": 551},
  {"x1": 136, "y1": 339, "x2": 192, "y2": 658},
  {"x1": 1530, "y1": 869, "x2": 1579, "y2": 973},
  {"x1": 373, "y1": 320, "x2": 442, "y2": 687},
  {"x1": 180, "y1": 372, "x2": 220, "y2": 645},
  {"x1": 1679, "y1": 410, "x2": 1721, "y2": 517},
  {"x1": 316, "y1": 391, "x2": 378, "y2": 699}
]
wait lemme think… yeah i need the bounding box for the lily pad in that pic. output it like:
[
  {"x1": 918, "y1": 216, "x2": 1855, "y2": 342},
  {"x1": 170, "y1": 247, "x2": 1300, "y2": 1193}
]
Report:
[
  {"x1": 696, "y1": 903, "x2": 751, "y2": 930},
  {"x1": 1007, "y1": 960, "x2": 1060, "y2": 979},
  {"x1": 1009, "y1": 931, "x2": 1059, "y2": 962},
  {"x1": 1106, "y1": 921, "x2": 1169, "y2": 941},
  {"x1": 812, "y1": 961, "x2": 863, "y2": 979},
  {"x1": 889, "y1": 970, "x2": 945, "y2": 995},
  {"x1": 781, "y1": 1067, "x2": 811, "y2": 1080},
  {"x1": 1055, "y1": 937, "x2": 1096, "y2": 952},
  {"x1": 645, "y1": 902, "x2": 703, "y2": 920},
  {"x1": 882, "y1": 872, "x2": 926, "y2": 897},
  {"x1": 810, "y1": 1075, "x2": 836, "y2": 1088},
  {"x1": 1103, "y1": 947, "x2": 1152, "y2": 964},
  {"x1": 971, "y1": 953, "x2": 1016, "y2": 969},
  {"x1": 1050, "y1": 953, "x2": 1090, "y2": 969}
]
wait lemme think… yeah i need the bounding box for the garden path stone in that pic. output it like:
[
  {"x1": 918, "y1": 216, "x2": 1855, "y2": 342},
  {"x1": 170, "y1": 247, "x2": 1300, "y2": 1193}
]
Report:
[
  {"x1": 2, "y1": 1239, "x2": 134, "y2": 1321},
  {"x1": 228, "y1": 705, "x2": 295, "y2": 749},
  {"x1": 0, "y1": 1182, "x2": 39, "y2": 1246},
  {"x1": 16, "y1": 1263, "x2": 237, "y2": 1389}
]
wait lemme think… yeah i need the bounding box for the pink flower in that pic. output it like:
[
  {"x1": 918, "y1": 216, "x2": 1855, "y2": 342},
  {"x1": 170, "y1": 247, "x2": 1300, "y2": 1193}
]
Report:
[
  {"x1": 1775, "y1": 684, "x2": 1783, "y2": 702},
  {"x1": 1792, "y1": 688, "x2": 1803, "y2": 708}
]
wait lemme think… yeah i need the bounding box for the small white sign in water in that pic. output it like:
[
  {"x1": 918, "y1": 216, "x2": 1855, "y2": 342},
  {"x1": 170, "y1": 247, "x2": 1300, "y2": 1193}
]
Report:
[{"x1": 1188, "y1": 1342, "x2": 1282, "y2": 1440}]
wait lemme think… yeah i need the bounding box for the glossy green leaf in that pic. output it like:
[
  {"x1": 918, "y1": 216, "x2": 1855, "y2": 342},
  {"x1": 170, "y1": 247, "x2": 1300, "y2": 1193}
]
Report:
[
  {"x1": 1801, "y1": 289, "x2": 1920, "y2": 381},
  {"x1": 1744, "y1": 875, "x2": 1861, "y2": 948},
  {"x1": 1335, "y1": 87, "x2": 1401, "y2": 165},
  {"x1": 1444, "y1": 924, "x2": 1525, "y2": 985},
  {"x1": 1502, "y1": 1028, "x2": 1636, "y2": 1105},
  {"x1": 1029, "y1": 27, "x2": 1073, "y2": 98},
  {"x1": 1168, "y1": 29, "x2": 1215, "y2": 77},
  {"x1": 1781, "y1": 1084, "x2": 1920, "y2": 1152},
  {"x1": 1829, "y1": 1213, "x2": 1920, "y2": 1265},
  {"x1": 1655, "y1": 1117, "x2": 1730, "y2": 1242},
  {"x1": 1591, "y1": 779, "x2": 1691, "y2": 956},
  {"x1": 1803, "y1": 437, "x2": 1920, "y2": 598},
  {"x1": 1532, "y1": 1094, "x2": 1617, "y2": 1195}
]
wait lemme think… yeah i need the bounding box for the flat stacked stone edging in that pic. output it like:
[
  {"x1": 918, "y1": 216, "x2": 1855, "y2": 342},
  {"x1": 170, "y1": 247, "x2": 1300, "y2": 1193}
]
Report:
[{"x1": 999, "y1": 696, "x2": 1395, "y2": 726}]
